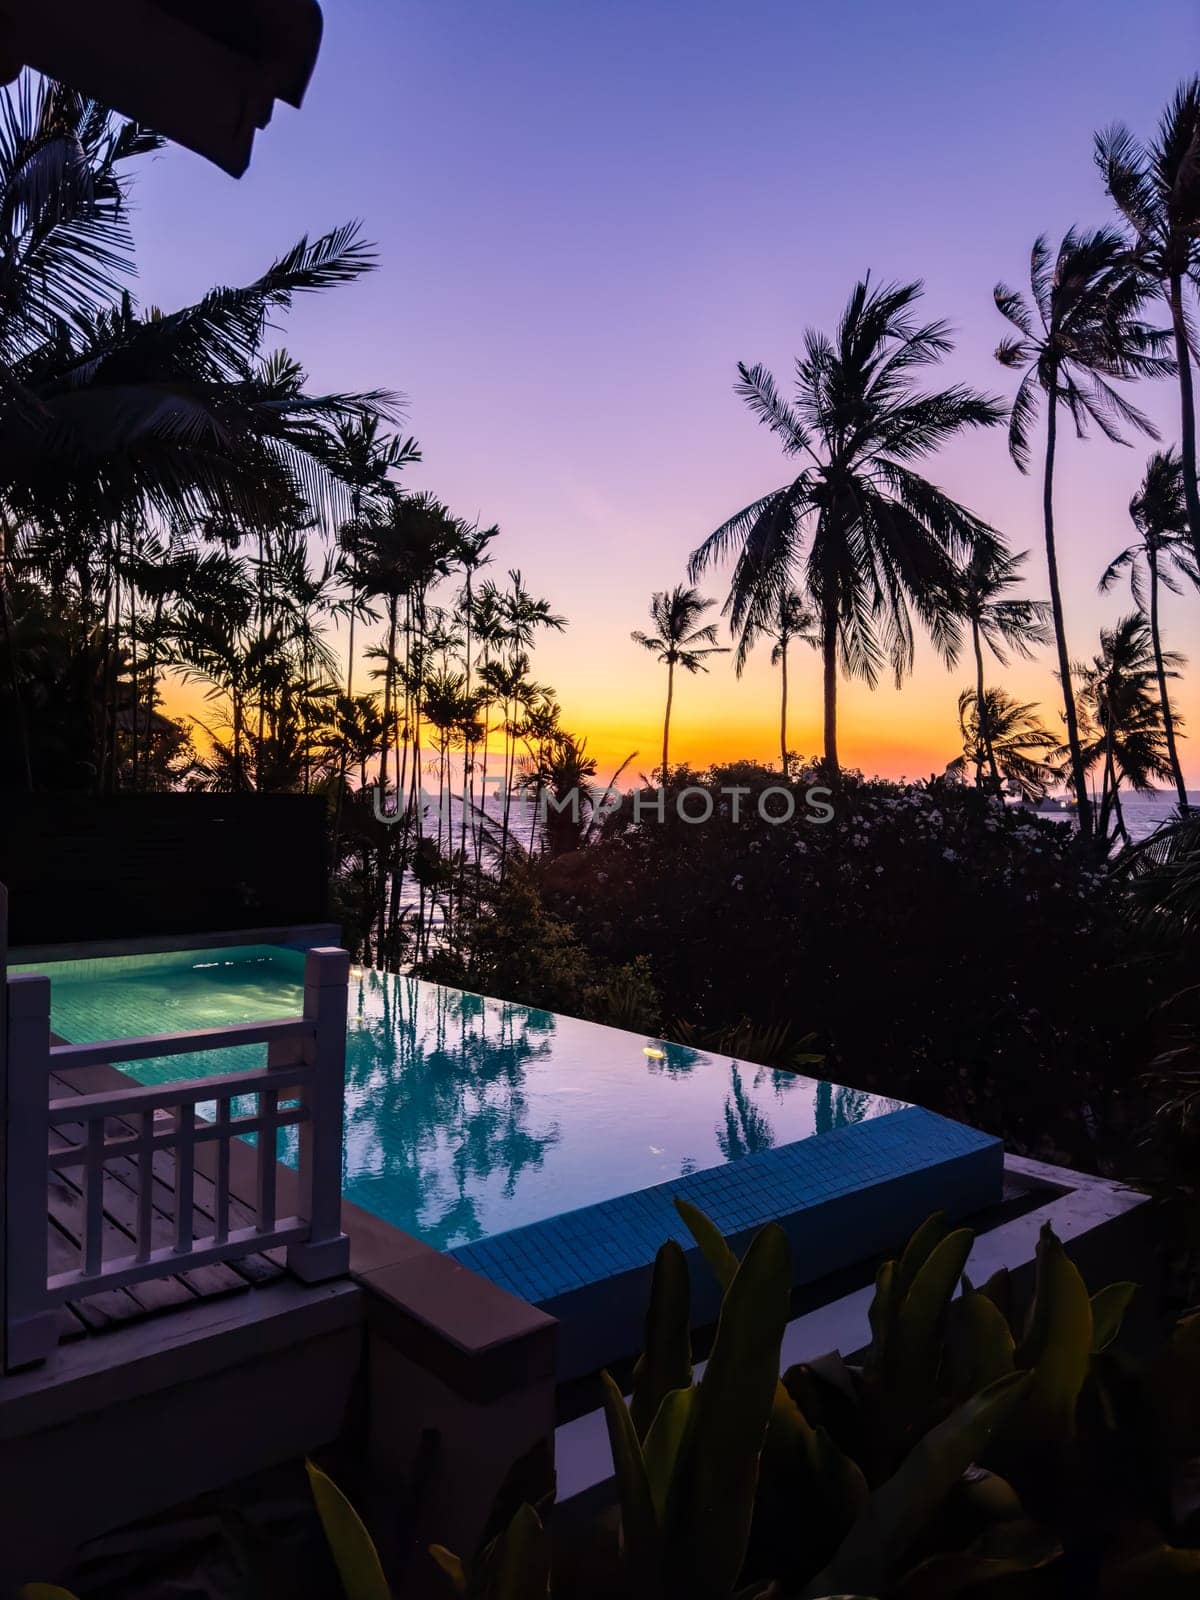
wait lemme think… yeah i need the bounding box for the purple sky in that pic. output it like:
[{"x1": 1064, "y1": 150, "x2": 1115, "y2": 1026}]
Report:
[{"x1": 137, "y1": 0, "x2": 1200, "y2": 780}]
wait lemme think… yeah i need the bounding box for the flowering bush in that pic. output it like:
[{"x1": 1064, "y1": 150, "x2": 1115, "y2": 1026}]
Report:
[{"x1": 539, "y1": 763, "x2": 1152, "y2": 1166}]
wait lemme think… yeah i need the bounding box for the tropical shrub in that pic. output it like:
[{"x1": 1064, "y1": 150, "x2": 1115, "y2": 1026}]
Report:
[
  {"x1": 25, "y1": 1209, "x2": 1200, "y2": 1599},
  {"x1": 539, "y1": 764, "x2": 1149, "y2": 1168}
]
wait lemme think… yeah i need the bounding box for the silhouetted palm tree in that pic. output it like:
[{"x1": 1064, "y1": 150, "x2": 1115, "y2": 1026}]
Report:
[
  {"x1": 1101, "y1": 449, "x2": 1198, "y2": 810},
  {"x1": 692, "y1": 278, "x2": 1003, "y2": 772},
  {"x1": 1076, "y1": 613, "x2": 1182, "y2": 847},
  {"x1": 631, "y1": 585, "x2": 727, "y2": 776},
  {"x1": 952, "y1": 546, "x2": 1053, "y2": 786},
  {"x1": 1096, "y1": 80, "x2": 1200, "y2": 569},
  {"x1": 732, "y1": 587, "x2": 818, "y2": 772},
  {"x1": 951, "y1": 688, "x2": 1059, "y2": 802},
  {"x1": 994, "y1": 227, "x2": 1173, "y2": 837}
]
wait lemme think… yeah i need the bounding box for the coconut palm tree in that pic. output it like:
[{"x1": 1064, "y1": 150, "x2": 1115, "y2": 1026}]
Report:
[
  {"x1": 951, "y1": 688, "x2": 1059, "y2": 802},
  {"x1": 994, "y1": 228, "x2": 1173, "y2": 838},
  {"x1": 1076, "y1": 612, "x2": 1183, "y2": 848},
  {"x1": 691, "y1": 278, "x2": 1003, "y2": 773},
  {"x1": 732, "y1": 586, "x2": 818, "y2": 772},
  {"x1": 952, "y1": 546, "x2": 1053, "y2": 787},
  {"x1": 1101, "y1": 449, "x2": 1198, "y2": 811},
  {"x1": 1096, "y1": 80, "x2": 1200, "y2": 569},
  {"x1": 632, "y1": 585, "x2": 727, "y2": 776}
]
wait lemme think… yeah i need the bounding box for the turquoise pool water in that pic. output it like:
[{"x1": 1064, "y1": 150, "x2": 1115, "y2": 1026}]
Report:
[{"x1": 19, "y1": 944, "x2": 904, "y2": 1251}]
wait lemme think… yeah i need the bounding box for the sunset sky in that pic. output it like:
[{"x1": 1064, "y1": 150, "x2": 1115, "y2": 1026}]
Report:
[{"x1": 134, "y1": 0, "x2": 1200, "y2": 783}]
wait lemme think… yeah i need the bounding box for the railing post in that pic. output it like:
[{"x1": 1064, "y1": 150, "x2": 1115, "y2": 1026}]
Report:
[
  {"x1": 5, "y1": 975, "x2": 58, "y2": 1368},
  {"x1": 286, "y1": 947, "x2": 350, "y2": 1283}
]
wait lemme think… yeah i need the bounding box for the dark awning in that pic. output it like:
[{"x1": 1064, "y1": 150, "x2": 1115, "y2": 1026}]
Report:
[{"x1": 0, "y1": 0, "x2": 323, "y2": 176}]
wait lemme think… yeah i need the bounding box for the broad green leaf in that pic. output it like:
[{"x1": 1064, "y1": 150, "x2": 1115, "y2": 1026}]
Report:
[
  {"x1": 484, "y1": 1503, "x2": 550, "y2": 1600},
  {"x1": 306, "y1": 1460, "x2": 391, "y2": 1600},
  {"x1": 600, "y1": 1370, "x2": 661, "y2": 1600},
  {"x1": 632, "y1": 1240, "x2": 693, "y2": 1440},
  {"x1": 977, "y1": 1267, "x2": 1016, "y2": 1337},
  {"x1": 675, "y1": 1198, "x2": 740, "y2": 1293},
  {"x1": 1151, "y1": 1312, "x2": 1200, "y2": 1452},
  {"x1": 895, "y1": 1518, "x2": 1060, "y2": 1598},
  {"x1": 664, "y1": 1222, "x2": 792, "y2": 1600},
  {"x1": 19, "y1": 1589, "x2": 80, "y2": 1600},
  {"x1": 891, "y1": 1229, "x2": 974, "y2": 1410},
  {"x1": 800, "y1": 1371, "x2": 1033, "y2": 1599},
  {"x1": 866, "y1": 1259, "x2": 897, "y2": 1376},
  {"x1": 642, "y1": 1386, "x2": 694, "y2": 1520},
  {"x1": 1090, "y1": 1283, "x2": 1137, "y2": 1352},
  {"x1": 1100, "y1": 1541, "x2": 1200, "y2": 1597},
  {"x1": 943, "y1": 1290, "x2": 1015, "y2": 1404},
  {"x1": 894, "y1": 1213, "x2": 950, "y2": 1301},
  {"x1": 428, "y1": 1546, "x2": 467, "y2": 1594},
  {"x1": 1015, "y1": 1225, "x2": 1092, "y2": 1440}
]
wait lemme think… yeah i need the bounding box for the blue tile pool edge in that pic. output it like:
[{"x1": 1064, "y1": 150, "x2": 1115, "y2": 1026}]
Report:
[{"x1": 449, "y1": 1106, "x2": 1003, "y2": 1378}]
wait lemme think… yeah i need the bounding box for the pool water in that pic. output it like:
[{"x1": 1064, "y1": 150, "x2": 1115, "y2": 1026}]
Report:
[{"x1": 19, "y1": 944, "x2": 904, "y2": 1251}]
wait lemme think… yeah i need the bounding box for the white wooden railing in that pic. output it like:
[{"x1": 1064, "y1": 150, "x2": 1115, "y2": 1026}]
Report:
[{"x1": 3, "y1": 946, "x2": 352, "y2": 1369}]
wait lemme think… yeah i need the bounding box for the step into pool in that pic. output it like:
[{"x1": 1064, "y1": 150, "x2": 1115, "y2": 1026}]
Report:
[{"x1": 17, "y1": 942, "x2": 1002, "y2": 1373}]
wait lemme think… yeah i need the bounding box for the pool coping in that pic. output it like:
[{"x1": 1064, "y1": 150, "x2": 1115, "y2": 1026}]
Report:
[{"x1": 9, "y1": 923, "x2": 342, "y2": 967}]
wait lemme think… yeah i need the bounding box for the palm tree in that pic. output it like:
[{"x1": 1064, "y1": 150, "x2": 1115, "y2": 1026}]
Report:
[
  {"x1": 691, "y1": 278, "x2": 1003, "y2": 773},
  {"x1": 631, "y1": 585, "x2": 727, "y2": 776},
  {"x1": 1096, "y1": 81, "x2": 1200, "y2": 569},
  {"x1": 1100, "y1": 449, "x2": 1198, "y2": 811},
  {"x1": 732, "y1": 587, "x2": 818, "y2": 772},
  {"x1": 951, "y1": 688, "x2": 1059, "y2": 801},
  {"x1": 994, "y1": 228, "x2": 1173, "y2": 838},
  {"x1": 952, "y1": 546, "x2": 1053, "y2": 787},
  {"x1": 1076, "y1": 613, "x2": 1183, "y2": 848}
]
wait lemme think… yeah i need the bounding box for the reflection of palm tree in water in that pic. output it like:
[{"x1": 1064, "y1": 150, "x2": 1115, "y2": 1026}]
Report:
[
  {"x1": 717, "y1": 1065, "x2": 776, "y2": 1160},
  {"x1": 341, "y1": 969, "x2": 560, "y2": 1247},
  {"x1": 813, "y1": 1078, "x2": 899, "y2": 1136}
]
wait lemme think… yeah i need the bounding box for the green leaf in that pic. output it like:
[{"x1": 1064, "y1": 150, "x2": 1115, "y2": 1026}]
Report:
[
  {"x1": 675, "y1": 1197, "x2": 740, "y2": 1293},
  {"x1": 866, "y1": 1259, "x2": 898, "y2": 1377},
  {"x1": 1090, "y1": 1283, "x2": 1137, "y2": 1352},
  {"x1": 1151, "y1": 1312, "x2": 1200, "y2": 1453},
  {"x1": 600, "y1": 1370, "x2": 661, "y2": 1600},
  {"x1": 800, "y1": 1371, "x2": 1034, "y2": 1600},
  {"x1": 632, "y1": 1240, "x2": 693, "y2": 1440},
  {"x1": 895, "y1": 1518, "x2": 1060, "y2": 1598},
  {"x1": 943, "y1": 1290, "x2": 1015, "y2": 1404},
  {"x1": 482, "y1": 1503, "x2": 550, "y2": 1600},
  {"x1": 977, "y1": 1268, "x2": 1016, "y2": 1337},
  {"x1": 894, "y1": 1213, "x2": 950, "y2": 1301},
  {"x1": 1101, "y1": 1542, "x2": 1200, "y2": 1597},
  {"x1": 642, "y1": 1387, "x2": 694, "y2": 1521},
  {"x1": 1016, "y1": 1226, "x2": 1093, "y2": 1440},
  {"x1": 429, "y1": 1546, "x2": 467, "y2": 1594},
  {"x1": 890, "y1": 1230, "x2": 974, "y2": 1414},
  {"x1": 19, "y1": 1589, "x2": 80, "y2": 1600},
  {"x1": 664, "y1": 1222, "x2": 792, "y2": 1600},
  {"x1": 305, "y1": 1460, "x2": 392, "y2": 1600}
]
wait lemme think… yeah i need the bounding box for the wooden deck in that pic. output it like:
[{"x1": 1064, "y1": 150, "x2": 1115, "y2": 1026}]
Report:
[{"x1": 45, "y1": 1066, "x2": 284, "y2": 1345}]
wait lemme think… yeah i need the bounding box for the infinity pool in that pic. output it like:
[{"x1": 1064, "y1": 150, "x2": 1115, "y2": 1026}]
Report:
[{"x1": 20, "y1": 943, "x2": 904, "y2": 1251}]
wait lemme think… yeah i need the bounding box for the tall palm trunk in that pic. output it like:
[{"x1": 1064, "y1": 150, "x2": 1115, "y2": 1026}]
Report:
[
  {"x1": 1169, "y1": 271, "x2": 1200, "y2": 573},
  {"x1": 0, "y1": 515, "x2": 33, "y2": 789},
  {"x1": 1147, "y1": 547, "x2": 1189, "y2": 810},
  {"x1": 779, "y1": 639, "x2": 789, "y2": 772},
  {"x1": 1042, "y1": 373, "x2": 1092, "y2": 838},
  {"x1": 972, "y1": 620, "x2": 1001, "y2": 788},
  {"x1": 661, "y1": 657, "x2": 675, "y2": 776},
  {"x1": 820, "y1": 593, "x2": 839, "y2": 773}
]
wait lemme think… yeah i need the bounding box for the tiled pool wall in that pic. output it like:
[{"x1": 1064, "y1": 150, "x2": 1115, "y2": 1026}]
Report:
[{"x1": 451, "y1": 1106, "x2": 1003, "y2": 1379}]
